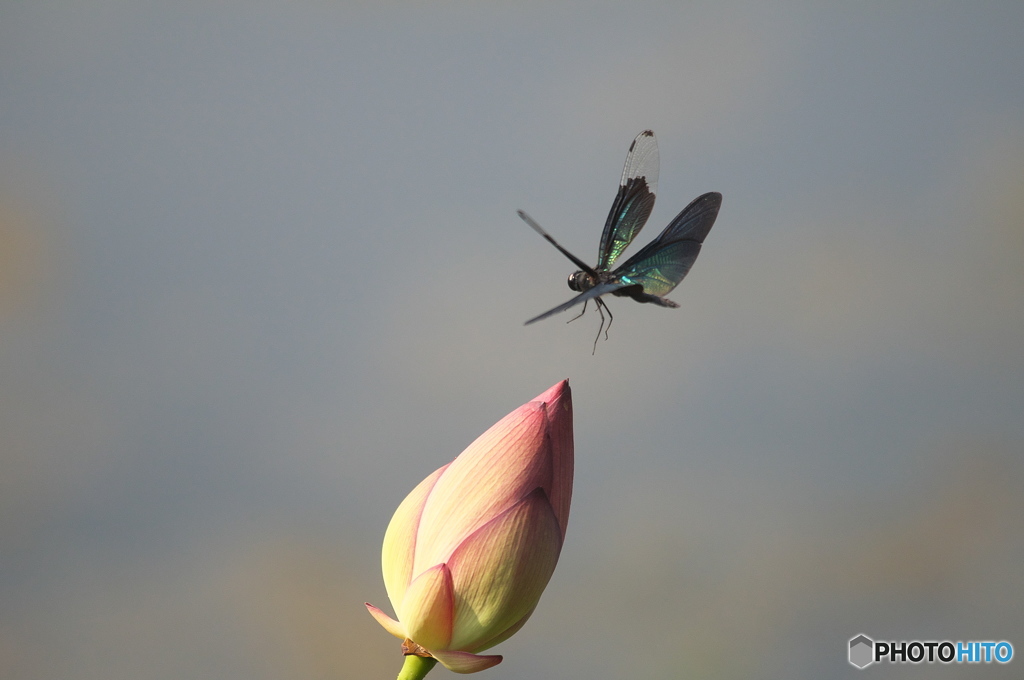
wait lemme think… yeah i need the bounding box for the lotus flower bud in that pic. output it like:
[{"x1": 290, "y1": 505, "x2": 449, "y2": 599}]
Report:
[{"x1": 366, "y1": 380, "x2": 573, "y2": 673}]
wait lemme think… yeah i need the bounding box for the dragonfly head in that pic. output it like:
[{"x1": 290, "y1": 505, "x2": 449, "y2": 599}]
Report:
[{"x1": 568, "y1": 270, "x2": 596, "y2": 292}]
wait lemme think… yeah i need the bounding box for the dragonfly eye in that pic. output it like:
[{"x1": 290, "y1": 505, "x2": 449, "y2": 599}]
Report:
[{"x1": 567, "y1": 271, "x2": 592, "y2": 292}]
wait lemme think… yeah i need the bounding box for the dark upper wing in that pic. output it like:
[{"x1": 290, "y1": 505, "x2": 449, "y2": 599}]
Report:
[
  {"x1": 524, "y1": 282, "x2": 630, "y2": 325},
  {"x1": 611, "y1": 192, "x2": 721, "y2": 298},
  {"x1": 596, "y1": 130, "x2": 660, "y2": 271},
  {"x1": 517, "y1": 210, "x2": 598, "y2": 276}
]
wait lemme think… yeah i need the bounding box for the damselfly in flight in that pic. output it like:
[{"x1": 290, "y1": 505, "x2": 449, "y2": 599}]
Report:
[{"x1": 518, "y1": 130, "x2": 721, "y2": 352}]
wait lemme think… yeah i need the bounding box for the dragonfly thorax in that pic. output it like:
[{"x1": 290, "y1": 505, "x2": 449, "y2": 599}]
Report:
[{"x1": 567, "y1": 270, "x2": 598, "y2": 292}]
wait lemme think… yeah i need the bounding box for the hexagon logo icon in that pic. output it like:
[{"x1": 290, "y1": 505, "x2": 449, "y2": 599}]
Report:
[{"x1": 849, "y1": 634, "x2": 874, "y2": 668}]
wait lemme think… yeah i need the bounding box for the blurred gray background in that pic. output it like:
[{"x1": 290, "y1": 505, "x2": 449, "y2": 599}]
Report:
[{"x1": 2, "y1": 2, "x2": 1022, "y2": 679}]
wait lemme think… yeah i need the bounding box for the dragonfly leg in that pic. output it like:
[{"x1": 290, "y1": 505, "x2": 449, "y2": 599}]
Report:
[
  {"x1": 591, "y1": 298, "x2": 609, "y2": 354},
  {"x1": 566, "y1": 299, "x2": 588, "y2": 324},
  {"x1": 601, "y1": 299, "x2": 614, "y2": 340}
]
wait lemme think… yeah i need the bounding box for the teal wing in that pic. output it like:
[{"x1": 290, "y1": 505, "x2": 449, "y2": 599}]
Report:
[
  {"x1": 612, "y1": 192, "x2": 721, "y2": 297},
  {"x1": 616, "y1": 241, "x2": 703, "y2": 297}
]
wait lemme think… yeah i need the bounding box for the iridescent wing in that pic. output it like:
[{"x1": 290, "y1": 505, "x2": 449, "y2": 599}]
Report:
[
  {"x1": 596, "y1": 130, "x2": 660, "y2": 271},
  {"x1": 611, "y1": 192, "x2": 721, "y2": 298}
]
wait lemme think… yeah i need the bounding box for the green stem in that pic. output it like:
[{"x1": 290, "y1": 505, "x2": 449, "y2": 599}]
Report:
[{"x1": 397, "y1": 654, "x2": 437, "y2": 680}]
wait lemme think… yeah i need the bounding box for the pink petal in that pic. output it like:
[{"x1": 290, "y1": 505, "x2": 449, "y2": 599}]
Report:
[
  {"x1": 364, "y1": 602, "x2": 406, "y2": 640},
  {"x1": 399, "y1": 563, "x2": 454, "y2": 652},
  {"x1": 381, "y1": 464, "x2": 448, "y2": 611},
  {"x1": 414, "y1": 404, "x2": 553, "y2": 571},
  {"x1": 446, "y1": 487, "x2": 562, "y2": 651},
  {"x1": 430, "y1": 650, "x2": 503, "y2": 674},
  {"x1": 534, "y1": 380, "x2": 573, "y2": 540}
]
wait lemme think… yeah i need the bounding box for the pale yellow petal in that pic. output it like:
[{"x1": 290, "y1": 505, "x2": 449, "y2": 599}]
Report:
[
  {"x1": 364, "y1": 602, "x2": 406, "y2": 640},
  {"x1": 381, "y1": 464, "x2": 447, "y2": 612},
  {"x1": 399, "y1": 563, "x2": 454, "y2": 652},
  {"x1": 469, "y1": 604, "x2": 535, "y2": 653},
  {"x1": 430, "y1": 650, "x2": 503, "y2": 674}
]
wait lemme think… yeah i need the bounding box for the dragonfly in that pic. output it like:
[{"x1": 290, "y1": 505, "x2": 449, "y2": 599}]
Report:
[{"x1": 518, "y1": 129, "x2": 722, "y2": 352}]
